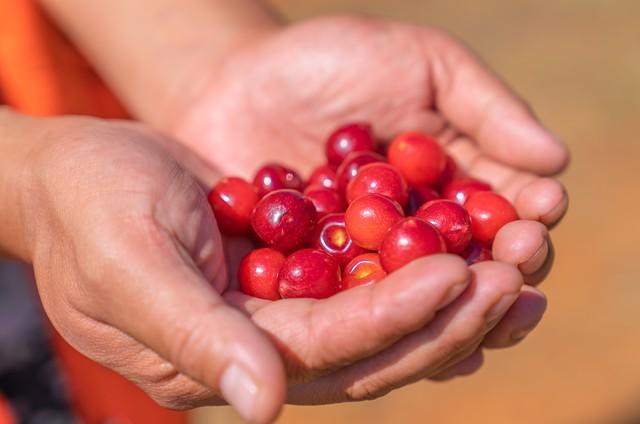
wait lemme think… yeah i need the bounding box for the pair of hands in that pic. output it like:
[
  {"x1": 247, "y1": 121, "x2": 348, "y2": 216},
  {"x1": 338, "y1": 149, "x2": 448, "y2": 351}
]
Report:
[{"x1": 18, "y1": 17, "x2": 568, "y2": 424}]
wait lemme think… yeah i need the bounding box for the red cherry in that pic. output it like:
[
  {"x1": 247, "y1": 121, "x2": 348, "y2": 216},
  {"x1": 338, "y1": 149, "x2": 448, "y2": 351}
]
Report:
[
  {"x1": 442, "y1": 177, "x2": 492, "y2": 205},
  {"x1": 342, "y1": 253, "x2": 387, "y2": 289},
  {"x1": 208, "y1": 177, "x2": 259, "y2": 236},
  {"x1": 238, "y1": 248, "x2": 286, "y2": 300},
  {"x1": 336, "y1": 151, "x2": 385, "y2": 194},
  {"x1": 416, "y1": 199, "x2": 472, "y2": 254},
  {"x1": 304, "y1": 185, "x2": 345, "y2": 218},
  {"x1": 346, "y1": 162, "x2": 409, "y2": 207},
  {"x1": 345, "y1": 193, "x2": 404, "y2": 250},
  {"x1": 253, "y1": 163, "x2": 304, "y2": 197},
  {"x1": 251, "y1": 189, "x2": 317, "y2": 252},
  {"x1": 312, "y1": 213, "x2": 365, "y2": 267},
  {"x1": 326, "y1": 123, "x2": 375, "y2": 166},
  {"x1": 405, "y1": 186, "x2": 440, "y2": 216},
  {"x1": 308, "y1": 164, "x2": 338, "y2": 190},
  {"x1": 278, "y1": 249, "x2": 342, "y2": 299},
  {"x1": 379, "y1": 217, "x2": 446, "y2": 273},
  {"x1": 462, "y1": 239, "x2": 493, "y2": 265},
  {"x1": 388, "y1": 132, "x2": 446, "y2": 187},
  {"x1": 464, "y1": 191, "x2": 518, "y2": 243},
  {"x1": 435, "y1": 155, "x2": 459, "y2": 189}
]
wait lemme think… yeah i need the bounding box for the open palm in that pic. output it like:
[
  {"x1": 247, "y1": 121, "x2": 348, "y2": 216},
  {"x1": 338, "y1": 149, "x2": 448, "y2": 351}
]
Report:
[{"x1": 168, "y1": 15, "x2": 569, "y2": 404}]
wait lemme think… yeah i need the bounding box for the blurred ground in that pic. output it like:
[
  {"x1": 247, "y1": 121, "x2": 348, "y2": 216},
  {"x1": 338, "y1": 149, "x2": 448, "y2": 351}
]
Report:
[{"x1": 196, "y1": 1, "x2": 640, "y2": 422}]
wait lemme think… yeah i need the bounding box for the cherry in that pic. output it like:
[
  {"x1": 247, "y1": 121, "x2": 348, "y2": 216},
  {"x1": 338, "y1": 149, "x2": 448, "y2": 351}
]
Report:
[
  {"x1": 251, "y1": 189, "x2": 317, "y2": 252},
  {"x1": 345, "y1": 193, "x2": 404, "y2": 250},
  {"x1": 238, "y1": 248, "x2": 286, "y2": 300},
  {"x1": 388, "y1": 132, "x2": 446, "y2": 187},
  {"x1": 326, "y1": 122, "x2": 375, "y2": 166},
  {"x1": 253, "y1": 163, "x2": 304, "y2": 197},
  {"x1": 416, "y1": 199, "x2": 472, "y2": 254},
  {"x1": 464, "y1": 191, "x2": 518, "y2": 243},
  {"x1": 435, "y1": 155, "x2": 458, "y2": 189},
  {"x1": 346, "y1": 162, "x2": 409, "y2": 207},
  {"x1": 312, "y1": 213, "x2": 365, "y2": 267},
  {"x1": 278, "y1": 249, "x2": 342, "y2": 299},
  {"x1": 208, "y1": 177, "x2": 259, "y2": 236},
  {"x1": 304, "y1": 185, "x2": 345, "y2": 218},
  {"x1": 405, "y1": 186, "x2": 440, "y2": 216},
  {"x1": 308, "y1": 164, "x2": 338, "y2": 190},
  {"x1": 379, "y1": 217, "x2": 446, "y2": 273},
  {"x1": 342, "y1": 253, "x2": 387, "y2": 289},
  {"x1": 336, "y1": 151, "x2": 385, "y2": 194},
  {"x1": 442, "y1": 177, "x2": 492, "y2": 205},
  {"x1": 462, "y1": 239, "x2": 493, "y2": 265}
]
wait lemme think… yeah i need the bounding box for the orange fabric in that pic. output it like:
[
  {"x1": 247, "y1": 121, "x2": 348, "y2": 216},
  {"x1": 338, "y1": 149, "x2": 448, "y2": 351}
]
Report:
[
  {"x1": 0, "y1": 1, "x2": 186, "y2": 423},
  {"x1": 0, "y1": 395, "x2": 15, "y2": 424}
]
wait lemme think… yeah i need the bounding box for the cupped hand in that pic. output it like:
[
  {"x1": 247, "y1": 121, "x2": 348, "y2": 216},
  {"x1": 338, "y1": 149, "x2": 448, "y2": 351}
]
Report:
[
  {"x1": 13, "y1": 113, "x2": 526, "y2": 423},
  {"x1": 169, "y1": 16, "x2": 569, "y2": 380}
]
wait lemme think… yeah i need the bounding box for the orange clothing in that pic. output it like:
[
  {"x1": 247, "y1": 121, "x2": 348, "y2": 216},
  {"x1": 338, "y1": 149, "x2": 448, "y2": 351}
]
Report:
[{"x1": 0, "y1": 1, "x2": 186, "y2": 423}]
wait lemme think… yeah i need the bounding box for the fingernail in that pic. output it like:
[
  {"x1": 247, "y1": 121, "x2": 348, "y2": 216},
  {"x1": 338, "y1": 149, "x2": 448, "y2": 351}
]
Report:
[
  {"x1": 511, "y1": 328, "x2": 532, "y2": 342},
  {"x1": 220, "y1": 364, "x2": 259, "y2": 422},
  {"x1": 518, "y1": 241, "x2": 548, "y2": 275},
  {"x1": 486, "y1": 293, "x2": 519, "y2": 328}
]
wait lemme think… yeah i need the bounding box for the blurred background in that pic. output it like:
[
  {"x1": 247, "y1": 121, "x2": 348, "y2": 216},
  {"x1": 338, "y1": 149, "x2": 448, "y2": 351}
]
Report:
[{"x1": 196, "y1": 0, "x2": 640, "y2": 422}]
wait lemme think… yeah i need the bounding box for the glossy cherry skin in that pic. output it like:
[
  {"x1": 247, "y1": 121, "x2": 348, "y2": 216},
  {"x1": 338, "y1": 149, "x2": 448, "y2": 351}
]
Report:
[
  {"x1": 464, "y1": 191, "x2": 518, "y2": 243},
  {"x1": 253, "y1": 163, "x2": 304, "y2": 197},
  {"x1": 251, "y1": 189, "x2": 317, "y2": 252},
  {"x1": 435, "y1": 155, "x2": 459, "y2": 189},
  {"x1": 325, "y1": 122, "x2": 375, "y2": 166},
  {"x1": 342, "y1": 253, "x2": 387, "y2": 289},
  {"x1": 462, "y1": 239, "x2": 493, "y2": 265},
  {"x1": 442, "y1": 177, "x2": 492, "y2": 205},
  {"x1": 278, "y1": 249, "x2": 342, "y2": 299},
  {"x1": 208, "y1": 177, "x2": 259, "y2": 236},
  {"x1": 405, "y1": 186, "x2": 440, "y2": 215},
  {"x1": 346, "y1": 162, "x2": 409, "y2": 207},
  {"x1": 312, "y1": 213, "x2": 365, "y2": 267},
  {"x1": 238, "y1": 248, "x2": 286, "y2": 300},
  {"x1": 345, "y1": 193, "x2": 404, "y2": 250},
  {"x1": 379, "y1": 217, "x2": 446, "y2": 273},
  {"x1": 308, "y1": 164, "x2": 338, "y2": 190},
  {"x1": 416, "y1": 199, "x2": 472, "y2": 254},
  {"x1": 336, "y1": 151, "x2": 385, "y2": 194},
  {"x1": 304, "y1": 185, "x2": 345, "y2": 218},
  {"x1": 388, "y1": 132, "x2": 446, "y2": 187}
]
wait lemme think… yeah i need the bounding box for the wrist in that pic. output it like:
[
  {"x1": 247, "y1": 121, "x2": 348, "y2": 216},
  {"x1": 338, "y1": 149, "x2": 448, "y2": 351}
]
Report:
[
  {"x1": 0, "y1": 108, "x2": 38, "y2": 261},
  {"x1": 40, "y1": 0, "x2": 283, "y2": 129}
]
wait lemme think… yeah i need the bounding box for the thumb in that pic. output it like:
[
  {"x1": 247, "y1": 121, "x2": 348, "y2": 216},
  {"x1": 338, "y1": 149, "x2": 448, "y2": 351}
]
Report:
[
  {"x1": 100, "y1": 223, "x2": 286, "y2": 424},
  {"x1": 424, "y1": 29, "x2": 570, "y2": 175}
]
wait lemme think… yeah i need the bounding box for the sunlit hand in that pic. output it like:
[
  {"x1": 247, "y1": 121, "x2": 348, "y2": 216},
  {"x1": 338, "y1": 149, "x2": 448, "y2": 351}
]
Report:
[
  {"x1": 10, "y1": 112, "x2": 523, "y2": 424},
  {"x1": 171, "y1": 16, "x2": 569, "y2": 380}
]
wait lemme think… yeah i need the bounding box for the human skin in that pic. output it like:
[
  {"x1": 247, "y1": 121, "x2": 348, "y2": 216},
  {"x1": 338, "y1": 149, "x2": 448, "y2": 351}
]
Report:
[
  {"x1": 31, "y1": 0, "x2": 568, "y2": 422},
  {"x1": 0, "y1": 108, "x2": 525, "y2": 423}
]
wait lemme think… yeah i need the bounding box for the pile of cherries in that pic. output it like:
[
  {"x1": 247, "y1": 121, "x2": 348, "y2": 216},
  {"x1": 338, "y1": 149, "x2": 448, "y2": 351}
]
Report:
[{"x1": 208, "y1": 123, "x2": 518, "y2": 300}]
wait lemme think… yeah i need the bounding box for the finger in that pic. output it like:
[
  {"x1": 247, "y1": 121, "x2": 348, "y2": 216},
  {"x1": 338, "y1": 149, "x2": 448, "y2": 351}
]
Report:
[
  {"x1": 428, "y1": 348, "x2": 485, "y2": 381},
  {"x1": 493, "y1": 220, "x2": 552, "y2": 285},
  {"x1": 483, "y1": 286, "x2": 547, "y2": 348},
  {"x1": 512, "y1": 178, "x2": 569, "y2": 227},
  {"x1": 424, "y1": 29, "x2": 570, "y2": 175},
  {"x1": 446, "y1": 138, "x2": 569, "y2": 228},
  {"x1": 89, "y1": 222, "x2": 286, "y2": 424},
  {"x1": 228, "y1": 255, "x2": 470, "y2": 382},
  {"x1": 287, "y1": 261, "x2": 522, "y2": 404}
]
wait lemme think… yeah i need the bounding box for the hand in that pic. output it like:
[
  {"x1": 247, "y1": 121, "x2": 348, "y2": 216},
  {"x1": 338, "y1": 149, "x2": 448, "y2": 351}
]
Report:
[
  {"x1": 170, "y1": 16, "x2": 569, "y2": 378},
  {"x1": 11, "y1": 114, "x2": 287, "y2": 422},
  {"x1": 6, "y1": 111, "x2": 526, "y2": 423}
]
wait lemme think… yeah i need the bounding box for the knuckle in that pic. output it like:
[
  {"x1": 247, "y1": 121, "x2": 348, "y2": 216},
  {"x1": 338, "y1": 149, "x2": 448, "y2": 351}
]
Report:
[
  {"x1": 144, "y1": 377, "x2": 214, "y2": 410},
  {"x1": 345, "y1": 378, "x2": 395, "y2": 402}
]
